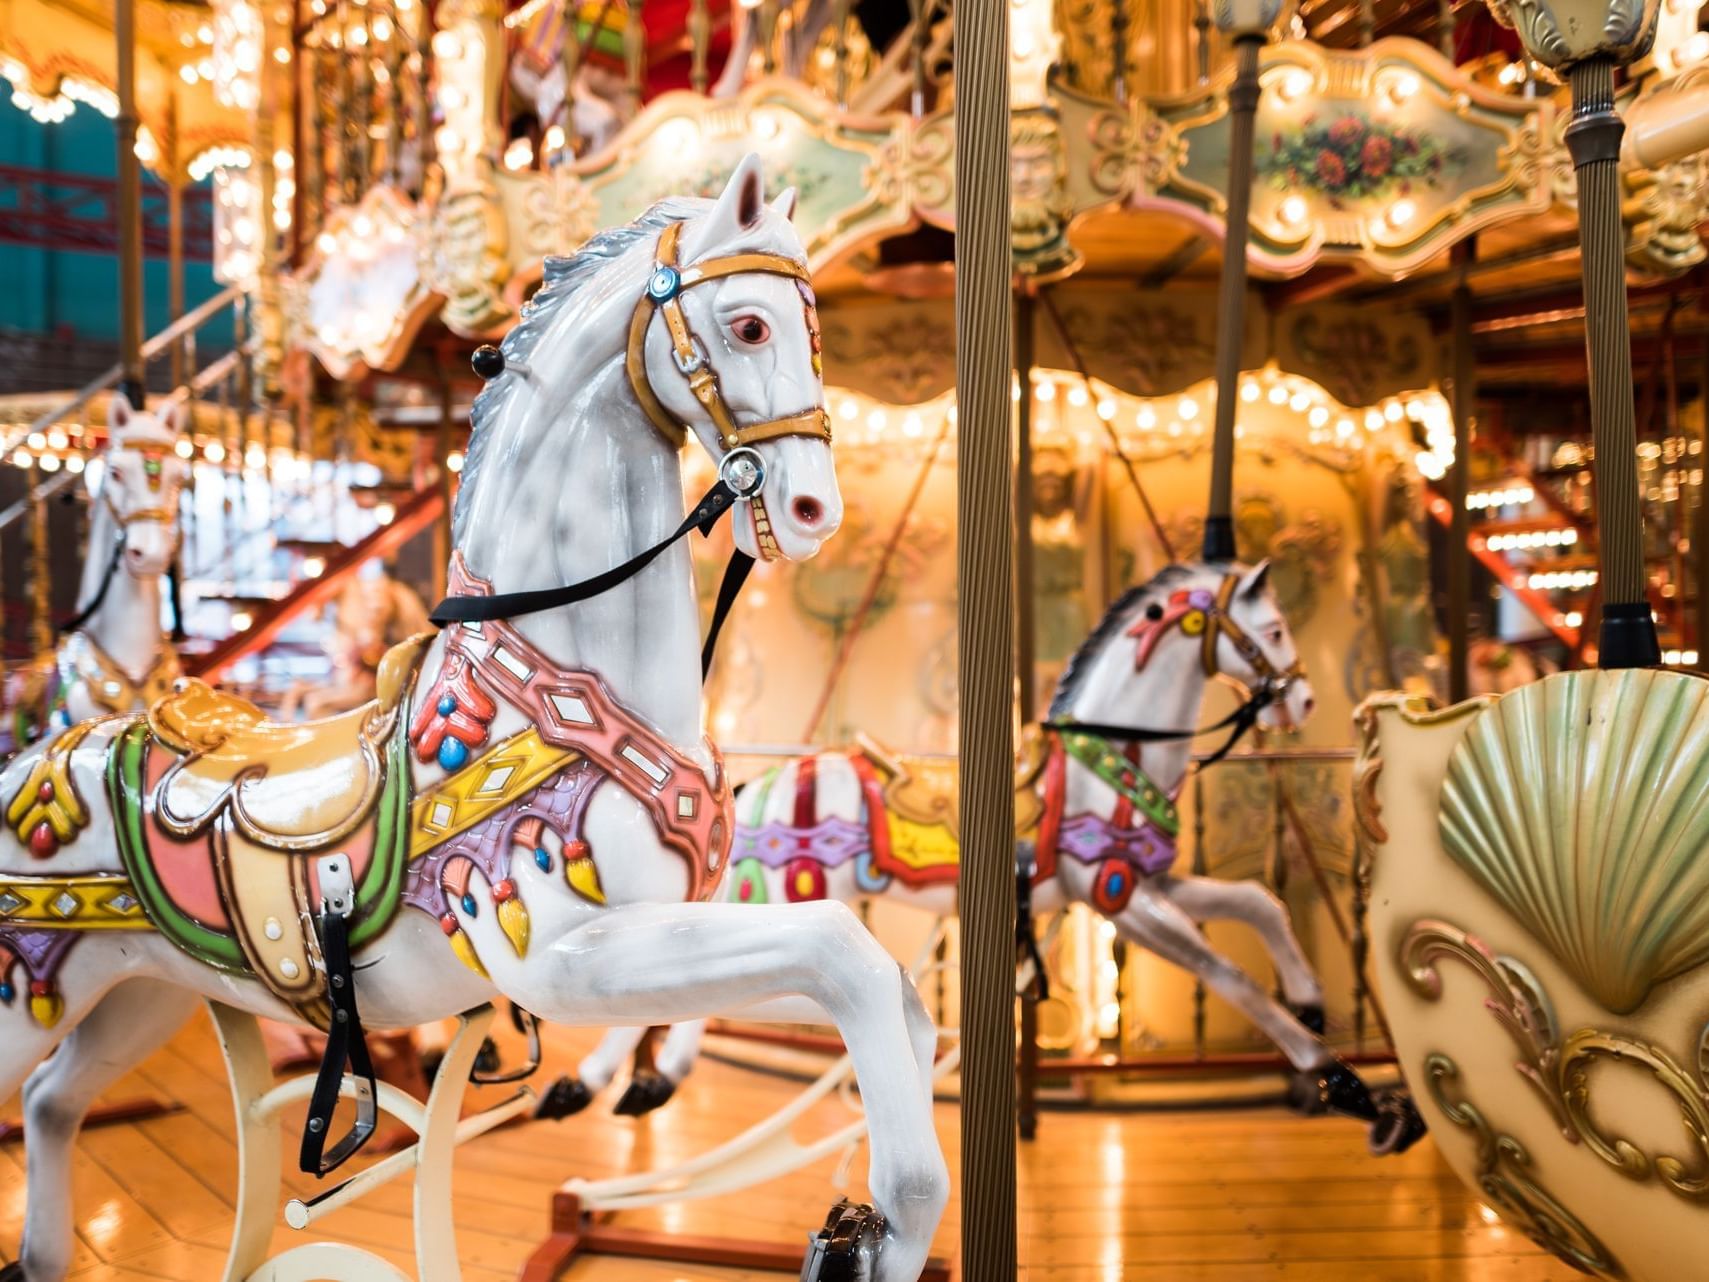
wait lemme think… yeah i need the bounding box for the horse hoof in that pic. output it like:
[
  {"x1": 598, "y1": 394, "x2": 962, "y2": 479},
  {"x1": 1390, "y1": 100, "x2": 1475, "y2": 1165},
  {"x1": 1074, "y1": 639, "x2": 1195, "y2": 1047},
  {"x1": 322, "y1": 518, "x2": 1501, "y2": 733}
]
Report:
[
  {"x1": 535, "y1": 1075, "x2": 594, "y2": 1121},
  {"x1": 1368, "y1": 1093, "x2": 1428, "y2": 1156},
  {"x1": 473, "y1": 1037, "x2": 502, "y2": 1076},
  {"x1": 612, "y1": 1070, "x2": 676, "y2": 1116},
  {"x1": 802, "y1": 1199, "x2": 884, "y2": 1282},
  {"x1": 1288, "y1": 1002, "x2": 1327, "y2": 1037},
  {"x1": 1316, "y1": 1060, "x2": 1379, "y2": 1123},
  {"x1": 1285, "y1": 1069, "x2": 1330, "y2": 1116}
]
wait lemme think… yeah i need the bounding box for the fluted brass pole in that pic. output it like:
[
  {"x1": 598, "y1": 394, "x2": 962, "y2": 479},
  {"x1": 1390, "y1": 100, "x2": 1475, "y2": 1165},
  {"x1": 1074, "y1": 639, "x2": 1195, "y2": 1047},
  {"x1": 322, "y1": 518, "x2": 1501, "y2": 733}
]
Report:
[
  {"x1": 1483, "y1": 0, "x2": 1661, "y2": 664},
  {"x1": 1448, "y1": 240, "x2": 1474, "y2": 701},
  {"x1": 115, "y1": 0, "x2": 145, "y2": 408},
  {"x1": 1204, "y1": 30, "x2": 1265, "y2": 561},
  {"x1": 1572, "y1": 58, "x2": 1657, "y2": 665},
  {"x1": 957, "y1": 0, "x2": 1015, "y2": 1269}
]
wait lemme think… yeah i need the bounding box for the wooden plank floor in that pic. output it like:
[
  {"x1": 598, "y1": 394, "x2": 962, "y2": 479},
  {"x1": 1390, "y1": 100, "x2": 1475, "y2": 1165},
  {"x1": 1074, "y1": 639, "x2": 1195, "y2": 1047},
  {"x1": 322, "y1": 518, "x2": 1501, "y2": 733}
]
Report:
[{"x1": 0, "y1": 1009, "x2": 1577, "y2": 1281}]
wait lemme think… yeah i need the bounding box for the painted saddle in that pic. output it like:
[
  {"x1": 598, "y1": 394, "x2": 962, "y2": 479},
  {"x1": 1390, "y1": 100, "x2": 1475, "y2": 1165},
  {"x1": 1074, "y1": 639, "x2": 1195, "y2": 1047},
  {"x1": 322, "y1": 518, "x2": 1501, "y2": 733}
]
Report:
[
  {"x1": 726, "y1": 725, "x2": 1180, "y2": 915},
  {"x1": 3, "y1": 563, "x2": 736, "y2": 1033}
]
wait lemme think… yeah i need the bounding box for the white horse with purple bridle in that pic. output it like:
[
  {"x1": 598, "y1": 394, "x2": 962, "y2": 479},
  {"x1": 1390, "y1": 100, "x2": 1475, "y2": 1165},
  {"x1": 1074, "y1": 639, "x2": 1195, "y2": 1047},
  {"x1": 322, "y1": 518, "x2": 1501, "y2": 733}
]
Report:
[
  {"x1": 0, "y1": 157, "x2": 945, "y2": 1282},
  {"x1": 570, "y1": 560, "x2": 1426, "y2": 1152}
]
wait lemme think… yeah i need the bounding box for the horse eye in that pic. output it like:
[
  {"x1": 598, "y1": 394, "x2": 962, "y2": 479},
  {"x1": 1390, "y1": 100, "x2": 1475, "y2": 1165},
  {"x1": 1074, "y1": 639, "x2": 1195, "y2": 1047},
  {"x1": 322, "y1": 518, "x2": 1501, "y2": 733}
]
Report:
[{"x1": 731, "y1": 315, "x2": 770, "y2": 345}]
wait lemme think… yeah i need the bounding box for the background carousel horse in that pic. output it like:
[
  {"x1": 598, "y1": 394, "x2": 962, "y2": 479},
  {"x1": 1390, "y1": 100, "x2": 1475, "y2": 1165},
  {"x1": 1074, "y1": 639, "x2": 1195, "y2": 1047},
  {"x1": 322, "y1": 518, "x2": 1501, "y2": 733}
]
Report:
[
  {"x1": 0, "y1": 157, "x2": 946, "y2": 1282},
  {"x1": 5, "y1": 397, "x2": 187, "y2": 750},
  {"x1": 573, "y1": 560, "x2": 1426, "y2": 1152},
  {"x1": 278, "y1": 559, "x2": 432, "y2": 722}
]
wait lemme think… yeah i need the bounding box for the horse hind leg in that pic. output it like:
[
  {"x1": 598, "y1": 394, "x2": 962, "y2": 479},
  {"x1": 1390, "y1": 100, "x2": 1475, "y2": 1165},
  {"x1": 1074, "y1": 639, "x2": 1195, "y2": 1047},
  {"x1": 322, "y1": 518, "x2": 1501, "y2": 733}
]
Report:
[
  {"x1": 613, "y1": 1020, "x2": 705, "y2": 1116},
  {"x1": 535, "y1": 1024, "x2": 646, "y2": 1121},
  {"x1": 9, "y1": 979, "x2": 198, "y2": 1282}
]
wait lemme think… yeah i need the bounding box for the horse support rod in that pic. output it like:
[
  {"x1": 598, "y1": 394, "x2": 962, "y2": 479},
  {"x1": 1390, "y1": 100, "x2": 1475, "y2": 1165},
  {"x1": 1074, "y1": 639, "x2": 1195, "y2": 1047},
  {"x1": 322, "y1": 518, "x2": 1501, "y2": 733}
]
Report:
[{"x1": 284, "y1": 1088, "x2": 536, "y2": 1229}]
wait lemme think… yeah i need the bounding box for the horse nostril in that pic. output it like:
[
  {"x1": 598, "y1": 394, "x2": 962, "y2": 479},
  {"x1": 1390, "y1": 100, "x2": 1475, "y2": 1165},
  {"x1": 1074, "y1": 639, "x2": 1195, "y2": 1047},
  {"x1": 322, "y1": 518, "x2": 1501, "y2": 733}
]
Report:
[
  {"x1": 1303, "y1": 697, "x2": 1316, "y2": 717},
  {"x1": 791, "y1": 496, "x2": 824, "y2": 528}
]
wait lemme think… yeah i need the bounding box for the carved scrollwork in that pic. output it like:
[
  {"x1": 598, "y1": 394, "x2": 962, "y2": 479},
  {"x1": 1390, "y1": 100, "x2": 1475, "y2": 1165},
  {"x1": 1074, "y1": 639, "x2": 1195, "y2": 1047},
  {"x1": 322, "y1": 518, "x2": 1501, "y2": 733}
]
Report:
[
  {"x1": 1404, "y1": 915, "x2": 1709, "y2": 1227},
  {"x1": 1424, "y1": 1053, "x2": 1625, "y2": 1279},
  {"x1": 1400, "y1": 920, "x2": 1573, "y2": 1138},
  {"x1": 1628, "y1": 155, "x2": 1709, "y2": 277},
  {"x1": 1351, "y1": 702, "x2": 1386, "y2": 845},
  {"x1": 1559, "y1": 1028, "x2": 1709, "y2": 1200}
]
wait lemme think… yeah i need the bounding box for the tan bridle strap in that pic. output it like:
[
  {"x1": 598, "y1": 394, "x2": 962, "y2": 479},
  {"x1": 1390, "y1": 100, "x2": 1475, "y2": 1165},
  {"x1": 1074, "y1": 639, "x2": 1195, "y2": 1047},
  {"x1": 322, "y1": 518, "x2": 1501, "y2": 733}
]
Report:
[
  {"x1": 724, "y1": 408, "x2": 832, "y2": 449},
  {"x1": 677, "y1": 252, "x2": 812, "y2": 288},
  {"x1": 1205, "y1": 573, "x2": 1304, "y2": 685},
  {"x1": 627, "y1": 220, "x2": 830, "y2": 452}
]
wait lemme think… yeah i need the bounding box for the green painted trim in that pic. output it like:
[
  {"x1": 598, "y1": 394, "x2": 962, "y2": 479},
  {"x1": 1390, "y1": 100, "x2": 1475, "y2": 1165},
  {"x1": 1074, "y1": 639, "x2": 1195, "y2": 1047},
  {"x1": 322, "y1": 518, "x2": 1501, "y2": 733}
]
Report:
[
  {"x1": 351, "y1": 718, "x2": 411, "y2": 949},
  {"x1": 108, "y1": 720, "x2": 245, "y2": 971}
]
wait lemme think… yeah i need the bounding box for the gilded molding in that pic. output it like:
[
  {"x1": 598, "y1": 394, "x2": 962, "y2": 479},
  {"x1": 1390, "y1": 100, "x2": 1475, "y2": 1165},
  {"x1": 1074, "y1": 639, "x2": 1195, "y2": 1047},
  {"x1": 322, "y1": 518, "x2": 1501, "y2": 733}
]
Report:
[{"x1": 1423, "y1": 1052, "x2": 1625, "y2": 1278}]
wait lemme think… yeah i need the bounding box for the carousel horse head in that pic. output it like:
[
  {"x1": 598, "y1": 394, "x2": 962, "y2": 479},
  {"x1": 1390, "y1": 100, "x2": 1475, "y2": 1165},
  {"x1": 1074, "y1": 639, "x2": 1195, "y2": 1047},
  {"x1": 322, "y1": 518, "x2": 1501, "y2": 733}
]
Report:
[
  {"x1": 98, "y1": 396, "x2": 188, "y2": 579},
  {"x1": 1056, "y1": 560, "x2": 1315, "y2": 733},
  {"x1": 1200, "y1": 560, "x2": 1315, "y2": 732},
  {"x1": 457, "y1": 153, "x2": 840, "y2": 568}
]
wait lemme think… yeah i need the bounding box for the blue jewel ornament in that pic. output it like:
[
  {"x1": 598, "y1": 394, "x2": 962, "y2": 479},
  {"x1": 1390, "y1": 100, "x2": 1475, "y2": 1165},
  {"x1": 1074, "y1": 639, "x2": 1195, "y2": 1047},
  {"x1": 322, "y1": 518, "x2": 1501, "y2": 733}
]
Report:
[
  {"x1": 461, "y1": 893, "x2": 478, "y2": 917},
  {"x1": 646, "y1": 265, "x2": 681, "y2": 302},
  {"x1": 1109, "y1": 872, "x2": 1125, "y2": 893},
  {"x1": 534, "y1": 846, "x2": 552, "y2": 872},
  {"x1": 0, "y1": 982, "x2": 13, "y2": 1003},
  {"x1": 436, "y1": 694, "x2": 456, "y2": 716},
  {"x1": 437, "y1": 737, "x2": 469, "y2": 771}
]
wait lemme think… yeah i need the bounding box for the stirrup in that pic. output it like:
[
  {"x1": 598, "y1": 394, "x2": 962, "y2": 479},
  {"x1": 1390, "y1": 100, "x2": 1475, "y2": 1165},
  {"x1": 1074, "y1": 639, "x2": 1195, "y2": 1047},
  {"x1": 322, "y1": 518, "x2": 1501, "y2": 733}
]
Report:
[
  {"x1": 801, "y1": 1199, "x2": 884, "y2": 1282},
  {"x1": 299, "y1": 854, "x2": 379, "y2": 1177}
]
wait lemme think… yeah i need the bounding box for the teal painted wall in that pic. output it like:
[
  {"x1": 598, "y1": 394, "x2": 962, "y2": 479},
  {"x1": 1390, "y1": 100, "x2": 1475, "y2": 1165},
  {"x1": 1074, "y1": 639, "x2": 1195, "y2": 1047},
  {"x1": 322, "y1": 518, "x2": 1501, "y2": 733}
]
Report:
[{"x1": 0, "y1": 104, "x2": 227, "y2": 344}]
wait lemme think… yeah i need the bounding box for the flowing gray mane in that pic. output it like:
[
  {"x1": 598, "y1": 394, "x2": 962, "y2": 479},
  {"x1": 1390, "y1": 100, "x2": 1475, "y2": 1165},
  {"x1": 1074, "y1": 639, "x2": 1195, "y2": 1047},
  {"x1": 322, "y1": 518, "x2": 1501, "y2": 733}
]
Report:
[
  {"x1": 1048, "y1": 563, "x2": 1200, "y2": 719},
  {"x1": 452, "y1": 195, "x2": 704, "y2": 546}
]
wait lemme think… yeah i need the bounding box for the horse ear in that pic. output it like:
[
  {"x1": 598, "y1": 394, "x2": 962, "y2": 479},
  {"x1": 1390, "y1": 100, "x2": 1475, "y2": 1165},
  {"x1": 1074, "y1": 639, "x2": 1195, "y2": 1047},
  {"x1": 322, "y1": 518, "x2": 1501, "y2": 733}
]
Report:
[
  {"x1": 694, "y1": 153, "x2": 767, "y2": 254},
  {"x1": 1237, "y1": 560, "x2": 1272, "y2": 599},
  {"x1": 108, "y1": 395, "x2": 131, "y2": 432},
  {"x1": 771, "y1": 187, "x2": 798, "y2": 221}
]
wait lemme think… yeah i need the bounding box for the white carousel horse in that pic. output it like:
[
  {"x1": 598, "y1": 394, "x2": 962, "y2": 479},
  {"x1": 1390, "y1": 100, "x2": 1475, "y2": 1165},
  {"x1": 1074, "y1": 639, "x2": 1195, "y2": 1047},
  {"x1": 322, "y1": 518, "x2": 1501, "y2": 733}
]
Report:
[
  {"x1": 0, "y1": 157, "x2": 945, "y2": 1282},
  {"x1": 6, "y1": 398, "x2": 187, "y2": 748},
  {"x1": 574, "y1": 561, "x2": 1426, "y2": 1151},
  {"x1": 509, "y1": 54, "x2": 623, "y2": 155}
]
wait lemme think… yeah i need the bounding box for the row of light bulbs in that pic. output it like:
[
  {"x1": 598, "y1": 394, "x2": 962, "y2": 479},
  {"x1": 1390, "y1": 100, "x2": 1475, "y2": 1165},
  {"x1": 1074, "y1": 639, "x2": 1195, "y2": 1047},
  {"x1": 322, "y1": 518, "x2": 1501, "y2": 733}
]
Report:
[
  {"x1": 1526, "y1": 569, "x2": 1597, "y2": 590},
  {"x1": 0, "y1": 59, "x2": 117, "y2": 125},
  {"x1": 1466, "y1": 485, "x2": 1535, "y2": 510},
  {"x1": 1485, "y1": 528, "x2": 1580, "y2": 551}
]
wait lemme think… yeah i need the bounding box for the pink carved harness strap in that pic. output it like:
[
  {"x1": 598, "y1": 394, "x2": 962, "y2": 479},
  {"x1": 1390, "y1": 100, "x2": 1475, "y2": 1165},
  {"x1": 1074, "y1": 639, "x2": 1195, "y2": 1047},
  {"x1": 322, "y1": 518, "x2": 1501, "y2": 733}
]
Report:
[{"x1": 430, "y1": 554, "x2": 732, "y2": 899}]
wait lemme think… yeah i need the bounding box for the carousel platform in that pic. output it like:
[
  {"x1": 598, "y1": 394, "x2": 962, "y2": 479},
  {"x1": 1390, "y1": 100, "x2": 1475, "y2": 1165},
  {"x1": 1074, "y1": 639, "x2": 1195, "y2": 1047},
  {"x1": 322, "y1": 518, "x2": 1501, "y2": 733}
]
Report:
[{"x1": 0, "y1": 1011, "x2": 1575, "y2": 1281}]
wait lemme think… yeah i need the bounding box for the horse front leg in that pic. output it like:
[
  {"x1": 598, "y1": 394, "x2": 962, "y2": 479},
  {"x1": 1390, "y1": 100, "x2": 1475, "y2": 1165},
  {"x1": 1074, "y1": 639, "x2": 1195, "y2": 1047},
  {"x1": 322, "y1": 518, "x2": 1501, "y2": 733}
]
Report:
[
  {"x1": 10, "y1": 979, "x2": 199, "y2": 1282},
  {"x1": 1158, "y1": 873, "x2": 1326, "y2": 1030},
  {"x1": 463, "y1": 899, "x2": 948, "y2": 1282},
  {"x1": 1112, "y1": 882, "x2": 1424, "y2": 1154}
]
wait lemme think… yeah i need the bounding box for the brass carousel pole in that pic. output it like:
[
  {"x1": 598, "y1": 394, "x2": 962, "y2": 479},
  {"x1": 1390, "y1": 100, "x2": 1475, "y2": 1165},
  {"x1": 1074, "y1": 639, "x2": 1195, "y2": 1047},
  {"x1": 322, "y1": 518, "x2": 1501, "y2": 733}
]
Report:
[
  {"x1": 1486, "y1": 0, "x2": 1662, "y2": 666},
  {"x1": 1698, "y1": 339, "x2": 1709, "y2": 655},
  {"x1": 1203, "y1": 0, "x2": 1280, "y2": 561},
  {"x1": 1448, "y1": 240, "x2": 1474, "y2": 701},
  {"x1": 115, "y1": 0, "x2": 146, "y2": 409},
  {"x1": 957, "y1": 0, "x2": 1015, "y2": 1271}
]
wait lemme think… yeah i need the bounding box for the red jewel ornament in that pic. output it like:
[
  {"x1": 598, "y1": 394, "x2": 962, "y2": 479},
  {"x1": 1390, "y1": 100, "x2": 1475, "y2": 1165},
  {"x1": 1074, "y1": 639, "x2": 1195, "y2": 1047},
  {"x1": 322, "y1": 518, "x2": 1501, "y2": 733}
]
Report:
[
  {"x1": 492, "y1": 879, "x2": 516, "y2": 904},
  {"x1": 440, "y1": 913, "x2": 461, "y2": 936},
  {"x1": 37, "y1": 781, "x2": 53, "y2": 803},
  {"x1": 29, "y1": 822, "x2": 57, "y2": 859},
  {"x1": 562, "y1": 839, "x2": 590, "y2": 862}
]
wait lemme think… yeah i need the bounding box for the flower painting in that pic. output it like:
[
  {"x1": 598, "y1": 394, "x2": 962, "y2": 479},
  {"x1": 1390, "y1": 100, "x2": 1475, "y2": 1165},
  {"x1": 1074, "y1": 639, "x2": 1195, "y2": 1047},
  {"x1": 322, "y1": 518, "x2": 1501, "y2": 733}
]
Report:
[{"x1": 1257, "y1": 113, "x2": 1462, "y2": 205}]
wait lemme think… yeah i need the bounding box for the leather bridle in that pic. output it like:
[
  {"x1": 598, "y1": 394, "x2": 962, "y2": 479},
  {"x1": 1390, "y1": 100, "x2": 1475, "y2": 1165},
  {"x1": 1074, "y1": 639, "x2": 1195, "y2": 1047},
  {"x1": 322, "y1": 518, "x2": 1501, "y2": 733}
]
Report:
[{"x1": 625, "y1": 219, "x2": 831, "y2": 563}]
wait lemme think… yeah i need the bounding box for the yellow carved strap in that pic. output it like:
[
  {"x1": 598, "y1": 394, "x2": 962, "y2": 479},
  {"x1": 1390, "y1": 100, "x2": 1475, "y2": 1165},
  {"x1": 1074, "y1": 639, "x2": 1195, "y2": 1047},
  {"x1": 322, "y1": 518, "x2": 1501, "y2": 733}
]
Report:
[
  {"x1": 410, "y1": 727, "x2": 578, "y2": 860},
  {"x1": 724, "y1": 408, "x2": 832, "y2": 448},
  {"x1": 0, "y1": 872, "x2": 149, "y2": 929},
  {"x1": 677, "y1": 252, "x2": 811, "y2": 288},
  {"x1": 625, "y1": 295, "x2": 689, "y2": 447}
]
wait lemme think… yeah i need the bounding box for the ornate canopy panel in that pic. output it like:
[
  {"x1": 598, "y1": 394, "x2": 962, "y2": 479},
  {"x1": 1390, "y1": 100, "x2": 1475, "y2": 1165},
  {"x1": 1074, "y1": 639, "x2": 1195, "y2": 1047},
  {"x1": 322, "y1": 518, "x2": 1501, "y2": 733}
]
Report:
[
  {"x1": 1055, "y1": 38, "x2": 1552, "y2": 278},
  {"x1": 502, "y1": 78, "x2": 952, "y2": 304}
]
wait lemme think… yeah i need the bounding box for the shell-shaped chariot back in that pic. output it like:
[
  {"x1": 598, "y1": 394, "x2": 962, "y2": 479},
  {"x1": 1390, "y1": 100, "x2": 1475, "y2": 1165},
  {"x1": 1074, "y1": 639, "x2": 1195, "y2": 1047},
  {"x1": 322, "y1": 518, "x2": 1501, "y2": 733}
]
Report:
[{"x1": 1440, "y1": 667, "x2": 1709, "y2": 1014}]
